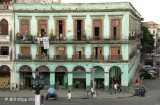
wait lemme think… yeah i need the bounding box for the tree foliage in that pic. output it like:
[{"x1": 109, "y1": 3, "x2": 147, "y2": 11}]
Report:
[{"x1": 141, "y1": 24, "x2": 155, "y2": 55}]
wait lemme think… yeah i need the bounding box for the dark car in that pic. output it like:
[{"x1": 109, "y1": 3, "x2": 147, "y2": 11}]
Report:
[{"x1": 140, "y1": 72, "x2": 156, "y2": 79}]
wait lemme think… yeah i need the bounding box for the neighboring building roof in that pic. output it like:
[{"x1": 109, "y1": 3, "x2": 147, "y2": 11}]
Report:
[{"x1": 143, "y1": 21, "x2": 158, "y2": 25}]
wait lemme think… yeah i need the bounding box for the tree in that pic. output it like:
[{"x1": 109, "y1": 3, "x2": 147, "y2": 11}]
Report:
[{"x1": 141, "y1": 24, "x2": 155, "y2": 55}]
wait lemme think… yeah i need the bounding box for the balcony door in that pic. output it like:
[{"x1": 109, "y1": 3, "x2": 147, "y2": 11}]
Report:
[
  {"x1": 111, "y1": 19, "x2": 120, "y2": 40},
  {"x1": 38, "y1": 20, "x2": 47, "y2": 37},
  {"x1": 0, "y1": 19, "x2": 8, "y2": 35},
  {"x1": 56, "y1": 20, "x2": 65, "y2": 40},
  {"x1": 93, "y1": 47, "x2": 102, "y2": 60},
  {"x1": 93, "y1": 20, "x2": 102, "y2": 40},
  {"x1": 20, "y1": 20, "x2": 29, "y2": 36},
  {"x1": 111, "y1": 47, "x2": 120, "y2": 60},
  {"x1": 57, "y1": 47, "x2": 65, "y2": 59},
  {"x1": 75, "y1": 47, "x2": 84, "y2": 59},
  {"x1": 74, "y1": 20, "x2": 84, "y2": 41},
  {"x1": 21, "y1": 47, "x2": 30, "y2": 56}
]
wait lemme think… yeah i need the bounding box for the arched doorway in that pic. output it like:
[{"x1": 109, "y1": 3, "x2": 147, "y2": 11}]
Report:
[
  {"x1": 0, "y1": 65, "x2": 10, "y2": 89},
  {"x1": 55, "y1": 66, "x2": 68, "y2": 89},
  {"x1": 19, "y1": 65, "x2": 32, "y2": 89},
  {"x1": 109, "y1": 66, "x2": 121, "y2": 87},
  {"x1": 94, "y1": 66, "x2": 104, "y2": 89},
  {"x1": 37, "y1": 66, "x2": 50, "y2": 87},
  {"x1": 73, "y1": 66, "x2": 86, "y2": 89},
  {"x1": 0, "y1": 19, "x2": 8, "y2": 35}
]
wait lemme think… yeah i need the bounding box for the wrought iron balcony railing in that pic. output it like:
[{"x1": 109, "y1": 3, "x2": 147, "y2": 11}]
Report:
[
  {"x1": 108, "y1": 55, "x2": 122, "y2": 60},
  {"x1": 18, "y1": 54, "x2": 32, "y2": 60}
]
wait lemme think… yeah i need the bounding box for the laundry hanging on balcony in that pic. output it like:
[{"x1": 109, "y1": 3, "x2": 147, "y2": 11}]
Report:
[{"x1": 43, "y1": 37, "x2": 50, "y2": 49}]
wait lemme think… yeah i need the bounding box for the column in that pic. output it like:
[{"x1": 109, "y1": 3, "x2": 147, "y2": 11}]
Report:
[
  {"x1": 67, "y1": 45, "x2": 73, "y2": 60},
  {"x1": 68, "y1": 72, "x2": 73, "y2": 90},
  {"x1": 104, "y1": 72, "x2": 109, "y2": 91},
  {"x1": 86, "y1": 72, "x2": 91, "y2": 90},
  {"x1": 66, "y1": 15, "x2": 73, "y2": 40},
  {"x1": 121, "y1": 70, "x2": 128, "y2": 92},
  {"x1": 50, "y1": 72, "x2": 55, "y2": 88}
]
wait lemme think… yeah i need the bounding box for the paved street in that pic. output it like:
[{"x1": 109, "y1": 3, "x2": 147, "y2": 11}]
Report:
[{"x1": 0, "y1": 77, "x2": 160, "y2": 105}]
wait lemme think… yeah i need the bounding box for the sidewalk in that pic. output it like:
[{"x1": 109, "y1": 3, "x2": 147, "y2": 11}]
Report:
[
  {"x1": 0, "y1": 71, "x2": 139, "y2": 99},
  {"x1": 0, "y1": 85, "x2": 136, "y2": 99}
]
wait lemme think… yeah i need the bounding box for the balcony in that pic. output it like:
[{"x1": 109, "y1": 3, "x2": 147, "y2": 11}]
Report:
[
  {"x1": 108, "y1": 55, "x2": 122, "y2": 60},
  {"x1": 0, "y1": 55, "x2": 10, "y2": 61},
  {"x1": 36, "y1": 55, "x2": 49, "y2": 61},
  {"x1": 18, "y1": 54, "x2": 32, "y2": 60},
  {"x1": 16, "y1": 36, "x2": 33, "y2": 42},
  {"x1": 129, "y1": 36, "x2": 136, "y2": 40},
  {"x1": 0, "y1": 35, "x2": 10, "y2": 42},
  {"x1": 90, "y1": 55, "x2": 104, "y2": 60},
  {"x1": 54, "y1": 55, "x2": 67, "y2": 60},
  {"x1": 72, "y1": 55, "x2": 86, "y2": 60},
  {"x1": 0, "y1": 4, "x2": 8, "y2": 10}
]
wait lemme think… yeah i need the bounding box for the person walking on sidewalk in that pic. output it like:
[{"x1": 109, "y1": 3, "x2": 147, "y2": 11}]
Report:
[
  {"x1": 11, "y1": 83, "x2": 15, "y2": 92},
  {"x1": 136, "y1": 78, "x2": 139, "y2": 88},
  {"x1": 3, "y1": 83, "x2": 6, "y2": 92},
  {"x1": 41, "y1": 94, "x2": 44, "y2": 105},
  {"x1": 114, "y1": 83, "x2": 117, "y2": 94},
  {"x1": 67, "y1": 91, "x2": 71, "y2": 103},
  {"x1": 110, "y1": 83, "x2": 113, "y2": 95},
  {"x1": 91, "y1": 87, "x2": 94, "y2": 98}
]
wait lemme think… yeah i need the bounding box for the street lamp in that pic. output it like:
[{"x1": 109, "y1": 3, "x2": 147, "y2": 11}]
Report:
[{"x1": 31, "y1": 69, "x2": 45, "y2": 105}]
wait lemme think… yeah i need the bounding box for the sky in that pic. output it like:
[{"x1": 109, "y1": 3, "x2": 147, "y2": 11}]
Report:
[{"x1": 62, "y1": 0, "x2": 160, "y2": 24}]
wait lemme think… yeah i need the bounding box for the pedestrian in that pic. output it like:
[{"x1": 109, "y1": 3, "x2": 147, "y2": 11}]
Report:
[
  {"x1": 136, "y1": 78, "x2": 139, "y2": 88},
  {"x1": 117, "y1": 83, "x2": 121, "y2": 93},
  {"x1": 142, "y1": 85, "x2": 146, "y2": 97},
  {"x1": 41, "y1": 94, "x2": 44, "y2": 105},
  {"x1": 110, "y1": 84, "x2": 113, "y2": 95},
  {"x1": 140, "y1": 79, "x2": 142, "y2": 86},
  {"x1": 87, "y1": 89, "x2": 90, "y2": 98},
  {"x1": 91, "y1": 87, "x2": 94, "y2": 98},
  {"x1": 114, "y1": 83, "x2": 117, "y2": 94},
  {"x1": 67, "y1": 91, "x2": 71, "y2": 103},
  {"x1": 16, "y1": 83, "x2": 18, "y2": 92},
  {"x1": 3, "y1": 83, "x2": 6, "y2": 92},
  {"x1": 11, "y1": 83, "x2": 14, "y2": 92}
]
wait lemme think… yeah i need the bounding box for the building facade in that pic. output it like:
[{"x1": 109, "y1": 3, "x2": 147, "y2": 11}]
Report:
[
  {"x1": 14, "y1": 1, "x2": 141, "y2": 91},
  {"x1": 0, "y1": 3, "x2": 14, "y2": 90}
]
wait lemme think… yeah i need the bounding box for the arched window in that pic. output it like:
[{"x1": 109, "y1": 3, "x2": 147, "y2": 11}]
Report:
[{"x1": 0, "y1": 19, "x2": 8, "y2": 35}]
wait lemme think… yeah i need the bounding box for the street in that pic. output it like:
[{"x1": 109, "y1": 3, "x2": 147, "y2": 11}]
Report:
[{"x1": 0, "y1": 77, "x2": 160, "y2": 105}]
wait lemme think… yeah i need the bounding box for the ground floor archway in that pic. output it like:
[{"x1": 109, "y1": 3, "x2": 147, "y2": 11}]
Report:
[
  {"x1": 38, "y1": 66, "x2": 50, "y2": 87},
  {"x1": 55, "y1": 66, "x2": 68, "y2": 89},
  {"x1": 73, "y1": 66, "x2": 86, "y2": 89},
  {"x1": 94, "y1": 66, "x2": 104, "y2": 89},
  {"x1": 19, "y1": 65, "x2": 32, "y2": 89},
  {"x1": 0, "y1": 65, "x2": 10, "y2": 89},
  {"x1": 109, "y1": 66, "x2": 121, "y2": 87}
]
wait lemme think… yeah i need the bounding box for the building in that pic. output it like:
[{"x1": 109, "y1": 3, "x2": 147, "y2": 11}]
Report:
[
  {"x1": 14, "y1": 0, "x2": 141, "y2": 91},
  {"x1": 143, "y1": 21, "x2": 160, "y2": 53},
  {"x1": 0, "y1": 2, "x2": 14, "y2": 90}
]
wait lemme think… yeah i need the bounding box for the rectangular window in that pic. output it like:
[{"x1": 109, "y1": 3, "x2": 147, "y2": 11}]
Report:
[
  {"x1": 111, "y1": 19, "x2": 120, "y2": 40},
  {"x1": 38, "y1": 20, "x2": 47, "y2": 37},
  {"x1": 93, "y1": 20, "x2": 102, "y2": 40},
  {"x1": 21, "y1": 47, "x2": 30, "y2": 56},
  {"x1": 56, "y1": 20, "x2": 65, "y2": 41},
  {"x1": 93, "y1": 47, "x2": 102, "y2": 60},
  {"x1": 74, "y1": 20, "x2": 84, "y2": 41},
  {"x1": 111, "y1": 47, "x2": 120, "y2": 60},
  {"x1": 20, "y1": 20, "x2": 29, "y2": 36}
]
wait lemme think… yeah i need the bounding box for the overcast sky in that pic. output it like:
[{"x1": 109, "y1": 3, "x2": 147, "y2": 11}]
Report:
[{"x1": 62, "y1": 0, "x2": 160, "y2": 24}]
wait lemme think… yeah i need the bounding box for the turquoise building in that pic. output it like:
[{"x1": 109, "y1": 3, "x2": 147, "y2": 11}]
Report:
[{"x1": 14, "y1": 1, "x2": 142, "y2": 91}]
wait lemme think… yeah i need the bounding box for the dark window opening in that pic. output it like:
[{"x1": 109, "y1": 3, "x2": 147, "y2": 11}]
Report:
[
  {"x1": 0, "y1": 46, "x2": 9, "y2": 55},
  {"x1": 41, "y1": 29, "x2": 45, "y2": 37},
  {"x1": 79, "y1": 51, "x2": 82, "y2": 59},
  {"x1": 95, "y1": 27, "x2": 99, "y2": 37},
  {"x1": 114, "y1": 27, "x2": 117, "y2": 40},
  {"x1": 77, "y1": 20, "x2": 82, "y2": 41},
  {"x1": 118, "y1": 49, "x2": 120, "y2": 54},
  {"x1": 95, "y1": 47, "x2": 98, "y2": 59},
  {"x1": 59, "y1": 21, "x2": 63, "y2": 41},
  {"x1": 41, "y1": 47, "x2": 47, "y2": 56}
]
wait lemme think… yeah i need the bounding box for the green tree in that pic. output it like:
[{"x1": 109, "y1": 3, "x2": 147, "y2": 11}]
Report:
[{"x1": 141, "y1": 24, "x2": 155, "y2": 55}]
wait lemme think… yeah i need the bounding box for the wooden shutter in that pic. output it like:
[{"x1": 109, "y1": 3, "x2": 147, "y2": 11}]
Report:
[
  {"x1": 1, "y1": 20, "x2": 8, "y2": 35},
  {"x1": 81, "y1": 20, "x2": 84, "y2": 40},
  {"x1": 111, "y1": 19, "x2": 120, "y2": 40},
  {"x1": 98, "y1": 47, "x2": 102, "y2": 59},
  {"x1": 75, "y1": 47, "x2": 79, "y2": 59},
  {"x1": 21, "y1": 47, "x2": 30, "y2": 56},
  {"x1": 56, "y1": 20, "x2": 59, "y2": 37},
  {"x1": 38, "y1": 20, "x2": 47, "y2": 36},
  {"x1": 74, "y1": 20, "x2": 77, "y2": 40},
  {"x1": 62, "y1": 20, "x2": 65, "y2": 37},
  {"x1": 111, "y1": 47, "x2": 120, "y2": 60},
  {"x1": 21, "y1": 20, "x2": 29, "y2": 36},
  {"x1": 39, "y1": 47, "x2": 42, "y2": 56}
]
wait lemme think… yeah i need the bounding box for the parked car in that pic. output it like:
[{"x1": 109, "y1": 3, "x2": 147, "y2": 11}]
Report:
[{"x1": 140, "y1": 72, "x2": 156, "y2": 79}]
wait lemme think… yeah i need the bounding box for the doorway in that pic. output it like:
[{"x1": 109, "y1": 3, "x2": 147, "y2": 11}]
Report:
[{"x1": 77, "y1": 20, "x2": 82, "y2": 41}]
